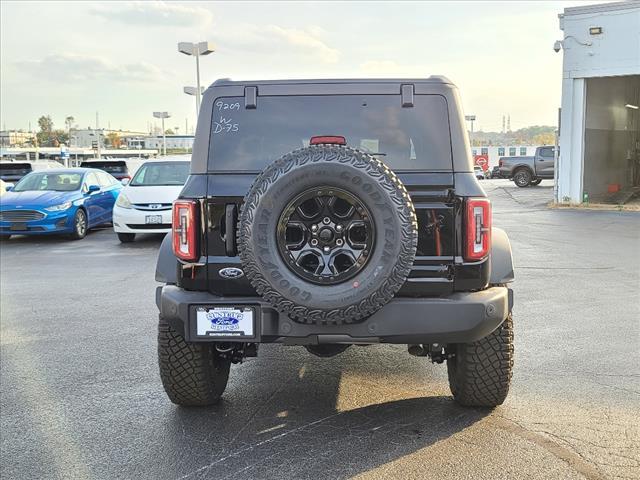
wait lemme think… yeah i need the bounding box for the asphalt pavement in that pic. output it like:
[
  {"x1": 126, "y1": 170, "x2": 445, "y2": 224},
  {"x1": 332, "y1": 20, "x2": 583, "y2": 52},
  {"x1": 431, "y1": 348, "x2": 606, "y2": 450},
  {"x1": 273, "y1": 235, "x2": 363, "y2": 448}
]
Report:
[{"x1": 1, "y1": 179, "x2": 638, "y2": 480}]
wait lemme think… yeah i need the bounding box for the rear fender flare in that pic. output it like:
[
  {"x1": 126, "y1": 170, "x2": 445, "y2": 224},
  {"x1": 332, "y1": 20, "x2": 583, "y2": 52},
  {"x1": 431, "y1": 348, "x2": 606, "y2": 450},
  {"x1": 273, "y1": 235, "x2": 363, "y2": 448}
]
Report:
[
  {"x1": 490, "y1": 227, "x2": 514, "y2": 284},
  {"x1": 156, "y1": 233, "x2": 178, "y2": 284}
]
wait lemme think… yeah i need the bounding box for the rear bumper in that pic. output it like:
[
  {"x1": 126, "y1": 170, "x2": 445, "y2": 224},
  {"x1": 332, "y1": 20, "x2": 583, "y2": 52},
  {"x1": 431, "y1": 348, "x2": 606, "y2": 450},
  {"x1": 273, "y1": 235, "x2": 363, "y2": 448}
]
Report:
[{"x1": 156, "y1": 285, "x2": 513, "y2": 345}]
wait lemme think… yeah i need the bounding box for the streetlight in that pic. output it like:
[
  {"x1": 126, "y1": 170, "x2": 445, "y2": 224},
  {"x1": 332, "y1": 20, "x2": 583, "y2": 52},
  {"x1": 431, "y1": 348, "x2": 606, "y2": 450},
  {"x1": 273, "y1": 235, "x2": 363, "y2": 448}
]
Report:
[
  {"x1": 153, "y1": 112, "x2": 171, "y2": 156},
  {"x1": 183, "y1": 86, "x2": 205, "y2": 117},
  {"x1": 465, "y1": 115, "x2": 476, "y2": 146},
  {"x1": 178, "y1": 41, "x2": 215, "y2": 115}
]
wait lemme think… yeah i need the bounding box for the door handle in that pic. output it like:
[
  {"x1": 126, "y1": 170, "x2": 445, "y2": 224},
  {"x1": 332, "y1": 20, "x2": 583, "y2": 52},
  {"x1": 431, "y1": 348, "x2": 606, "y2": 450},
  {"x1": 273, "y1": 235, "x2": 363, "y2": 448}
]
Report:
[{"x1": 224, "y1": 204, "x2": 237, "y2": 256}]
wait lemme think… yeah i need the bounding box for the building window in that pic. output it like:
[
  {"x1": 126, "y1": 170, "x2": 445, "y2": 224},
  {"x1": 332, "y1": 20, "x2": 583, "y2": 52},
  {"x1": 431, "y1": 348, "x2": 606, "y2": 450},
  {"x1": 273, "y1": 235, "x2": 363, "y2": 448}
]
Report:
[
  {"x1": 520, "y1": 147, "x2": 527, "y2": 156},
  {"x1": 509, "y1": 147, "x2": 516, "y2": 156},
  {"x1": 481, "y1": 147, "x2": 488, "y2": 155},
  {"x1": 472, "y1": 149, "x2": 477, "y2": 155},
  {"x1": 498, "y1": 147, "x2": 505, "y2": 156}
]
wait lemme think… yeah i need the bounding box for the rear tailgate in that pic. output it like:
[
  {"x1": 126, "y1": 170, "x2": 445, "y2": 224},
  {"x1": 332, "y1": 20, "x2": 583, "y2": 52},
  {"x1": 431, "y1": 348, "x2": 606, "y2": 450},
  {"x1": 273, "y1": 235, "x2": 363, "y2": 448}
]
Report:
[
  {"x1": 0, "y1": 163, "x2": 32, "y2": 182},
  {"x1": 202, "y1": 91, "x2": 457, "y2": 297},
  {"x1": 202, "y1": 173, "x2": 456, "y2": 297}
]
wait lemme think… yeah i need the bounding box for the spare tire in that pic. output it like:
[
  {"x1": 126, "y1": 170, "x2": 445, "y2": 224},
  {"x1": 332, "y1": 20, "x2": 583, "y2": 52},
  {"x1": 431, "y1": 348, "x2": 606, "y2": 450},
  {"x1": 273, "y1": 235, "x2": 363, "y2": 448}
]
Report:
[{"x1": 238, "y1": 145, "x2": 418, "y2": 325}]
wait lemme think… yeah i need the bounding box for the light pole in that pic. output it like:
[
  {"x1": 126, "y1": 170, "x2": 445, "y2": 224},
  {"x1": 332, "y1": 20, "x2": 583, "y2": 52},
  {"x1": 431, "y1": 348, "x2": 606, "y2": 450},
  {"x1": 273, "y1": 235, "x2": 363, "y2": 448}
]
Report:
[
  {"x1": 178, "y1": 41, "x2": 215, "y2": 115},
  {"x1": 465, "y1": 115, "x2": 476, "y2": 146},
  {"x1": 95, "y1": 111, "x2": 102, "y2": 160},
  {"x1": 153, "y1": 112, "x2": 171, "y2": 156},
  {"x1": 183, "y1": 86, "x2": 205, "y2": 117}
]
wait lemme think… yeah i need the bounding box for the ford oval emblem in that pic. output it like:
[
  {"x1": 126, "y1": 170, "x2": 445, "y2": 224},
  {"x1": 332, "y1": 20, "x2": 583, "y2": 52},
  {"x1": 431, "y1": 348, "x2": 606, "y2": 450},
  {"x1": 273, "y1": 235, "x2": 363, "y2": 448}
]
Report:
[{"x1": 219, "y1": 267, "x2": 244, "y2": 279}]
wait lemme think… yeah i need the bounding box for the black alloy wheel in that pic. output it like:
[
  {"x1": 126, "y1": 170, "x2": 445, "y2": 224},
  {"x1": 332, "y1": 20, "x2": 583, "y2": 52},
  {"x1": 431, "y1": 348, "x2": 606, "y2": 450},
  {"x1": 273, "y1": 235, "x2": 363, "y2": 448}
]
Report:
[
  {"x1": 513, "y1": 169, "x2": 532, "y2": 187},
  {"x1": 277, "y1": 187, "x2": 374, "y2": 285}
]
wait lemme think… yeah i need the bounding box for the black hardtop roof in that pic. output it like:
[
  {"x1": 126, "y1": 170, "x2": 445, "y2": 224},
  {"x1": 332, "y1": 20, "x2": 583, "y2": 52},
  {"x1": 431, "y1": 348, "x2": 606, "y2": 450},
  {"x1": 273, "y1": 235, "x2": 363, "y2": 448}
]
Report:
[{"x1": 211, "y1": 76, "x2": 454, "y2": 88}]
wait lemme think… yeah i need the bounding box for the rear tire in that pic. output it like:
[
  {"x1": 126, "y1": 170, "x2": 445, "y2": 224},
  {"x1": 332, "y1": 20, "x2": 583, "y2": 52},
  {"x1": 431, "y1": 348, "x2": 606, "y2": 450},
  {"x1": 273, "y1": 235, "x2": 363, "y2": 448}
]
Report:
[
  {"x1": 447, "y1": 312, "x2": 514, "y2": 407},
  {"x1": 513, "y1": 169, "x2": 532, "y2": 187},
  {"x1": 158, "y1": 315, "x2": 230, "y2": 406},
  {"x1": 117, "y1": 232, "x2": 136, "y2": 243},
  {"x1": 69, "y1": 209, "x2": 87, "y2": 240}
]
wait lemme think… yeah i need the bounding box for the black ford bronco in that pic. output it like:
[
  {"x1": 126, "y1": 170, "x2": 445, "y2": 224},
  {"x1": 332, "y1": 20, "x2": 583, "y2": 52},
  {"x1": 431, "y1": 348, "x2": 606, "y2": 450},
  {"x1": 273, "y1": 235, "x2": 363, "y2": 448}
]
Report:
[{"x1": 155, "y1": 78, "x2": 515, "y2": 408}]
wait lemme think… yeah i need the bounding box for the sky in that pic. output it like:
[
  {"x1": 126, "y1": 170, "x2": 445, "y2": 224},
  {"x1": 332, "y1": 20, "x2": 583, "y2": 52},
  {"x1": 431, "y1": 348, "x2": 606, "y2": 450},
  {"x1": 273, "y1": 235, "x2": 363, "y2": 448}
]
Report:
[{"x1": 0, "y1": 1, "x2": 599, "y2": 134}]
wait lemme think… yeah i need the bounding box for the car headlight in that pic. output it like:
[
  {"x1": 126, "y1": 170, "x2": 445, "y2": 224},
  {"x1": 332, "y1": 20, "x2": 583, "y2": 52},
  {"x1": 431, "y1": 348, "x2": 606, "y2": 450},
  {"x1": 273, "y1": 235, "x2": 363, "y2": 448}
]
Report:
[
  {"x1": 116, "y1": 192, "x2": 132, "y2": 209},
  {"x1": 45, "y1": 201, "x2": 72, "y2": 212}
]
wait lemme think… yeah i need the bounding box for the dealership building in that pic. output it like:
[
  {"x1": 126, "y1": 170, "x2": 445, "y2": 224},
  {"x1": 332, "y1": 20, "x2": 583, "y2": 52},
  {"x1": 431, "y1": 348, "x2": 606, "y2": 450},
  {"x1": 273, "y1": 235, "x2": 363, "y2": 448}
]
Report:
[{"x1": 557, "y1": 1, "x2": 640, "y2": 204}]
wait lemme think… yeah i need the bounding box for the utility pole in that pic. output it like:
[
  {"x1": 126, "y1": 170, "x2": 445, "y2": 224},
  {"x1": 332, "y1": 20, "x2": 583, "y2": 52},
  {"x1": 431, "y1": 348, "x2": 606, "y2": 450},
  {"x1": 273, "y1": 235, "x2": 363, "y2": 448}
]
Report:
[
  {"x1": 465, "y1": 115, "x2": 476, "y2": 146},
  {"x1": 96, "y1": 111, "x2": 102, "y2": 159},
  {"x1": 153, "y1": 112, "x2": 170, "y2": 156},
  {"x1": 34, "y1": 128, "x2": 39, "y2": 162}
]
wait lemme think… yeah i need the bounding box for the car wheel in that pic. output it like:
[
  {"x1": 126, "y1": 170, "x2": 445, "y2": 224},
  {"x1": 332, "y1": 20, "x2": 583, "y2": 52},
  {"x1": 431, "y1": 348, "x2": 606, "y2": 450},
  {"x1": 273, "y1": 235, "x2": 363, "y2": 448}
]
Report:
[
  {"x1": 513, "y1": 169, "x2": 532, "y2": 187},
  {"x1": 117, "y1": 233, "x2": 136, "y2": 243},
  {"x1": 238, "y1": 144, "x2": 418, "y2": 325},
  {"x1": 69, "y1": 209, "x2": 88, "y2": 240},
  {"x1": 447, "y1": 312, "x2": 514, "y2": 407},
  {"x1": 158, "y1": 315, "x2": 230, "y2": 406},
  {"x1": 531, "y1": 179, "x2": 542, "y2": 186}
]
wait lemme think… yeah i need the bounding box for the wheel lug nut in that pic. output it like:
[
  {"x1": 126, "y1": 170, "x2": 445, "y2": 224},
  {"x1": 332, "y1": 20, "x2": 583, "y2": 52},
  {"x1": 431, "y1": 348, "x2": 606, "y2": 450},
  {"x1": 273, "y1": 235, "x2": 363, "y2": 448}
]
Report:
[
  {"x1": 311, "y1": 239, "x2": 318, "y2": 246},
  {"x1": 336, "y1": 239, "x2": 343, "y2": 246},
  {"x1": 323, "y1": 217, "x2": 331, "y2": 224}
]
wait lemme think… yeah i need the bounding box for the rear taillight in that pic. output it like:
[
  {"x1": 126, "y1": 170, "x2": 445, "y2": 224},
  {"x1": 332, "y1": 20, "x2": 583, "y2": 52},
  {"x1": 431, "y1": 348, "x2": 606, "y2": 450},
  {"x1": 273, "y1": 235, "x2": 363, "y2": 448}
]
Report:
[
  {"x1": 464, "y1": 198, "x2": 491, "y2": 261},
  {"x1": 172, "y1": 200, "x2": 198, "y2": 261}
]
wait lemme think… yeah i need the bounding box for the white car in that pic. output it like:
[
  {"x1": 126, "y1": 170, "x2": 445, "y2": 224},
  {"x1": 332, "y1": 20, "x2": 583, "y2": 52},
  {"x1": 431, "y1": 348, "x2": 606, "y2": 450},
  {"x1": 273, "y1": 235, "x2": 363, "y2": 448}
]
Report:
[{"x1": 113, "y1": 157, "x2": 190, "y2": 242}]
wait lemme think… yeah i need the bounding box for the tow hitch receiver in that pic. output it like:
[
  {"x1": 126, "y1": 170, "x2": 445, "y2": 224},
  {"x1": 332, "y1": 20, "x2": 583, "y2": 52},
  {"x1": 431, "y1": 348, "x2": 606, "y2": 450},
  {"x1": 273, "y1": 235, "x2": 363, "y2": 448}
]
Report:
[{"x1": 408, "y1": 343, "x2": 454, "y2": 364}]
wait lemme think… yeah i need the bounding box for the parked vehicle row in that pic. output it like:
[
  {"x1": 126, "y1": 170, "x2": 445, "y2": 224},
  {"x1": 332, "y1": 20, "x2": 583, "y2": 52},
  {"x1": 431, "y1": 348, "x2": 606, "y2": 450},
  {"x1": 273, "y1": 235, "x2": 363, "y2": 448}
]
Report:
[{"x1": 0, "y1": 156, "x2": 190, "y2": 241}]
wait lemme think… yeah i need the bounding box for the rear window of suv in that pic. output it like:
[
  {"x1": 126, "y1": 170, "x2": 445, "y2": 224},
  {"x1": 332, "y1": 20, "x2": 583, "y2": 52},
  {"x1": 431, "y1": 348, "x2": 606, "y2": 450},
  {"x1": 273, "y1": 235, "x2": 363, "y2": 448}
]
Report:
[
  {"x1": 0, "y1": 163, "x2": 32, "y2": 174},
  {"x1": 208, "y1": 94, "x2": 453, "y2": 172},
  {"x1": 80, "y1": 161, "x2": 128, "y2": 174}
]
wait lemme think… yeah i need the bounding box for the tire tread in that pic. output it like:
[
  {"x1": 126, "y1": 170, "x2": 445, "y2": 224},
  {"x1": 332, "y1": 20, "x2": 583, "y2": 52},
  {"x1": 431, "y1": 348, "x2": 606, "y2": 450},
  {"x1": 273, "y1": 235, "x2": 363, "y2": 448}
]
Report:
[
  {"x1": 447, "y1": 313, "x2": 514, "y2": 407},
  {"x1": 157, "y1": 316, "x2": 230, "y2": 406}
]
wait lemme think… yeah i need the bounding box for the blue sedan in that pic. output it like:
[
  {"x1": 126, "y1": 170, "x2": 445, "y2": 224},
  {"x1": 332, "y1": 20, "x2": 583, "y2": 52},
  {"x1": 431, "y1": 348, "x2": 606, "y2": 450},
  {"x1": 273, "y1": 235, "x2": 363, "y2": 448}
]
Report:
[{"x1": 0, "y1": 168, "x2": 122, "y2": 239}]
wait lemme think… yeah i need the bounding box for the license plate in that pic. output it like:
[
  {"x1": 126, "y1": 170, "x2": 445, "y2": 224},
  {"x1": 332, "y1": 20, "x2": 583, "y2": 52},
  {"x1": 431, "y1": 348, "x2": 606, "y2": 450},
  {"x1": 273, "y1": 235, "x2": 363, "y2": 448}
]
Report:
[
  {"x1": 145, "y1": 215, "x2": 162, "y2": 224},
  {"x1": 10, "y1": 223, "x2": 27, "y2": 231},
  {"x1": 196, "y1": 307, "x2": 254, "y2": 337}
]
